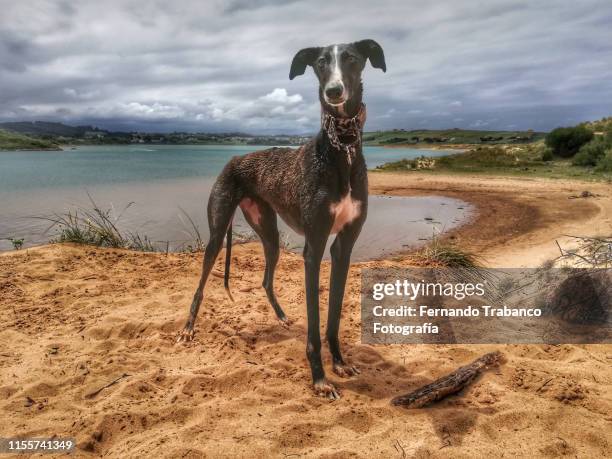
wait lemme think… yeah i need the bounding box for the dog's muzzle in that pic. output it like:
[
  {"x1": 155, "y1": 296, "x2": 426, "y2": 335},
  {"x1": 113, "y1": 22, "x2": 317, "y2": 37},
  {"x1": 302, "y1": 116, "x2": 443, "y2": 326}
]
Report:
[{"x1": 324, "y1": 83, "x2": 346, "y2": 105}]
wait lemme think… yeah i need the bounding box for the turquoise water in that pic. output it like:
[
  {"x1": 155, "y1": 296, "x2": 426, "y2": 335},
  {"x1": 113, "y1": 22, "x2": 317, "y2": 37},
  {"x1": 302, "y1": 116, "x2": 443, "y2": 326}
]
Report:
[
  {"x1": 0, "y1": 145, "x2": 470, "y2": 258},
  {"x1": 0, "y1": 145, "x2": 453, "y2": 191}
]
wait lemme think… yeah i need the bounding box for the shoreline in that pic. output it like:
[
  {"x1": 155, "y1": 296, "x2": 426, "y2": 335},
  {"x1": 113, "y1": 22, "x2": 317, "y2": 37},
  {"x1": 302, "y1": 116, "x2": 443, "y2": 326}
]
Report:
[
  {"x1": 1, "y1": 172, "x2": 608, "y2": 266},
  {"x1": 2, "y1": 143, "x2": 468, "y2": 151},
  {"x1": 368, "y1": 171, "x2": 610, "y2": 267},
  {"x1": 0, "y1": 147, "x2": 63, "y2": 152}
]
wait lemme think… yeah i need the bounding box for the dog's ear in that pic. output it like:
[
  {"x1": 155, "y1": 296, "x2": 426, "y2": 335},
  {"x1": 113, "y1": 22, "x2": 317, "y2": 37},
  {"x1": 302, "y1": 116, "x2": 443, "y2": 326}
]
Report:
[
  {"x1": 354, "y1": 39, "x2": 386, "y2": 72},
  {"x1": 289, "y1": 47, "x2": 321, "y2": 80}
]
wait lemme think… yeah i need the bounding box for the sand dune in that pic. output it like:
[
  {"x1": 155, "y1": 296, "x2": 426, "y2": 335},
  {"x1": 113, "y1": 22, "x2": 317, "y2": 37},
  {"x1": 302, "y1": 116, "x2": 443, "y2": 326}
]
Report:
[{"x1": 1, "y1": 173, "x2": 611, "y2": 457}]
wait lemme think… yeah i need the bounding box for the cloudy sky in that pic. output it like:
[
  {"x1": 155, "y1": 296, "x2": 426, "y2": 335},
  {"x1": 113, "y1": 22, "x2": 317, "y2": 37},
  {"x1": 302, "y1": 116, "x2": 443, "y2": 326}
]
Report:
[{"x1": 1, "y1": 0, "x2": 611, "y2": 133}]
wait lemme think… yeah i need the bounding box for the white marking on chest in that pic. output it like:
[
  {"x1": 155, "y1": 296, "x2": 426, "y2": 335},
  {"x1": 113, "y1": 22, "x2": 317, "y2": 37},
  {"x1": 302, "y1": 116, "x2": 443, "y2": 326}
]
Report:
[{"x1": 330, "y1": 193, "x2": 361, "y2": 234}]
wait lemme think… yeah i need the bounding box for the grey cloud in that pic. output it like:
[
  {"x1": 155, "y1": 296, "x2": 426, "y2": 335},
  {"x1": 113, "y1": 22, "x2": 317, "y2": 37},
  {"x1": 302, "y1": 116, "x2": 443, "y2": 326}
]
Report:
[
  {"x1": 223, "y1": 0, "x2": 301, "y2": 14},
  {"x1": 0, "y1": 0, "x2": 611, "y2": 133}
]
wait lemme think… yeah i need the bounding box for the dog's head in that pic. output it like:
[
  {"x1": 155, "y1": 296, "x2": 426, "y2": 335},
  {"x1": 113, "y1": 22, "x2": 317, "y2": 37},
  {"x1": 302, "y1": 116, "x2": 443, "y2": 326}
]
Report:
[{"x1": 289, "y1": 39, "x2": 386, "y2": 109}]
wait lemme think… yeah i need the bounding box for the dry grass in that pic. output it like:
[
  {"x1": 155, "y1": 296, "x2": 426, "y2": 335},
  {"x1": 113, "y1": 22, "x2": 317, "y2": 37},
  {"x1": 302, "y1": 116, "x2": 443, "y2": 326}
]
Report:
[
  {"x1": 555, "y1": 235, "x2": 612, "y2": 268},
  {"x1": 407, "y1": 237, "x2": 483, "y2": 268},
  {"x1": 35, "y1": 194, "x2": 156, "y2": 251}
]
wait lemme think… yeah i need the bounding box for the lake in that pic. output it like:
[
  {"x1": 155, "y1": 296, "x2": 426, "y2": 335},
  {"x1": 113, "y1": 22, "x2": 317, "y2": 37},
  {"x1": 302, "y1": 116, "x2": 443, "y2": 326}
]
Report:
[{"x1": 0, "y1": 145, "x2": 471, "y2": 259}]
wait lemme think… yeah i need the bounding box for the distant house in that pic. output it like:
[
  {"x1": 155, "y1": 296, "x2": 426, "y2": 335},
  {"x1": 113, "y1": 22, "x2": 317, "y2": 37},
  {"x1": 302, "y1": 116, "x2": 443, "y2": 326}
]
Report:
[{"x1": 84, "y1": 131, "x2": 106, "y2": 139}]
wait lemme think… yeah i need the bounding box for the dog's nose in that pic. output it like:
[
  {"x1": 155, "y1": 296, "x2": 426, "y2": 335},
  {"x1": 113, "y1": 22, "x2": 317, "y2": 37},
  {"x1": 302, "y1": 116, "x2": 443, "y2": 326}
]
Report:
[{"x1": 325, "y1": 83, "x2": 344, "y2": 100}]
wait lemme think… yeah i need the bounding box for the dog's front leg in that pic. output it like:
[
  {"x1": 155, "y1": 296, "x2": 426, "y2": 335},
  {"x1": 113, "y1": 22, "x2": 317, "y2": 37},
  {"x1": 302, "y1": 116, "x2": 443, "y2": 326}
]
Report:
[
  {"x1": 327, "y1": 224, "x2": 362, "y2": 378},
  {"x1": 303, "y1": 231, "x2": 339, "y2": 400}
]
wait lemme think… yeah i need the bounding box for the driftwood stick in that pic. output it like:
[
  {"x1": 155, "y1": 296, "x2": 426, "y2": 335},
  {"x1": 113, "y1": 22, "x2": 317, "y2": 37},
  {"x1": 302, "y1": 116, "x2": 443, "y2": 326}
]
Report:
[
  {"x1": 85, "y1": 373, "x2": 130, "y2": 399},
  {"x1": 391, "y1": 351, "x2": 502, "y2": 408}
]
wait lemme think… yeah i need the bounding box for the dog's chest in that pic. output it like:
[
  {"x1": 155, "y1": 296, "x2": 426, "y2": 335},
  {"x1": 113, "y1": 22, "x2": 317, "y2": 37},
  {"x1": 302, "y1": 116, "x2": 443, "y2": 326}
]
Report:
[{"x1": 329, "y1": 192, "x2": 361, "y2": 234}]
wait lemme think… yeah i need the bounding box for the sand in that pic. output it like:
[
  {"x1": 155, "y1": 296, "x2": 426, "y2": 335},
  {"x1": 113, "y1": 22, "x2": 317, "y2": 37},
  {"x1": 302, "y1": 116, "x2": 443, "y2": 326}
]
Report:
[{"x1": 0, "y1": 173, "x2": 610, "y2": 458}]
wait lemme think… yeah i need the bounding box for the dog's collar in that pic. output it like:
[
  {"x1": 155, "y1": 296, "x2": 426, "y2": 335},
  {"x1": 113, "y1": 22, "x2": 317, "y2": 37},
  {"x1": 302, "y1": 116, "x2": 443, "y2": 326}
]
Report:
[{"x1": 321, "y1": 104, "x2": 366, "y2": 165}]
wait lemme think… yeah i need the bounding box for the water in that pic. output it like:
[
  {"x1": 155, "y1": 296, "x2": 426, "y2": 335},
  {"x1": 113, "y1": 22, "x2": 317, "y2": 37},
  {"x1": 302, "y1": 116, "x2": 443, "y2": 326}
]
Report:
[{"x1": 0, "y1": 145, "x2": 471, "y2": 259}]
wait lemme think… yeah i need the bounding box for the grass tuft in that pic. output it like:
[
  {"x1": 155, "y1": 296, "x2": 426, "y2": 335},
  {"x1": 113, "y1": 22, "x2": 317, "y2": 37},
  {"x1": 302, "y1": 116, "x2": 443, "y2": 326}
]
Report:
[
  {"x1": 407, "y1": 237, "x2": 482, "y2": 268},
  {"x1": 178, "y1": 206, "x2": 205, "y2": 252},
  {"x1": 35, "y1": 194, "x2": 156, "y2": 251}
]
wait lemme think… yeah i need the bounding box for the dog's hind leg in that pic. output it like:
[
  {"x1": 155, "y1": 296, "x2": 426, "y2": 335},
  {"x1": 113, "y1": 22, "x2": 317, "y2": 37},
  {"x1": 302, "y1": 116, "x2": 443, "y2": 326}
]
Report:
[
  {"x1": 239, "y1": 198, "x2": 289, "y2": 324},
  {"x1": 177, "y1": 179, "x2": 240, "y2": 342}
]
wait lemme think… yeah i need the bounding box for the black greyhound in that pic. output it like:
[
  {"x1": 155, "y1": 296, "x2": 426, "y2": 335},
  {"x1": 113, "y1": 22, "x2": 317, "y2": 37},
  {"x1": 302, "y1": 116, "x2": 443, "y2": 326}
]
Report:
[{"x1": 178, "y1": 40, "x2": 386, "y2": 399}]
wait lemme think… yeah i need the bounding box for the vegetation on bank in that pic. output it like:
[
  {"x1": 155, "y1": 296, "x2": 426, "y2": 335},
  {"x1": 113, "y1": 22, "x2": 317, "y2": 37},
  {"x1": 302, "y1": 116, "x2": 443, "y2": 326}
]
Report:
[
  {"x1": 375, "y1": 118, "x2": 612, "y2": 180},
  {"x1": 0, "y1": 129, "x2": 60, "y2": 150},
  {"x1": 36, "y1": 198, "x2": 157, "y2": 252},
  {"x1": 545, "y1": 125, "x2": 593, "y2": 157},
  {"x1": 0, "y1": 121, "x2": 308, "y2": 146},
  {"x1": 363, "y1": 128, "x2": 544, "y2": 146},
  {"x1": 544, "y1": 122, "x2": 612, "y2": 172},
  {"x1": 3, "y1": 121, "x2": 547, "y2": 148},
  {"x1": 582, "y1": 116, "x2": 612, "y2": 133}
]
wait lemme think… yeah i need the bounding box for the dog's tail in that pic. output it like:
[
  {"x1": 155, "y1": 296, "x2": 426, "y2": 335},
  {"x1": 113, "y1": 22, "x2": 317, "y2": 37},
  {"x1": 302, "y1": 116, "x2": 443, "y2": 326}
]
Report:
[{"x1": 224, "y1": 222, "x2": 235, "y2": 302}]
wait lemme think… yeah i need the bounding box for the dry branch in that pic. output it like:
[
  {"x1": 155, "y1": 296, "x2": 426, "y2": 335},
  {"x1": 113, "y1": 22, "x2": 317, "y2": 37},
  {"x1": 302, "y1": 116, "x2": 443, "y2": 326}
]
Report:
[
  {"x1": 391, "y1": 351, "x2": 502, "y2": 408},
  {"x1": 85, "y1": 373, "x2": 130, "y2": 399}
]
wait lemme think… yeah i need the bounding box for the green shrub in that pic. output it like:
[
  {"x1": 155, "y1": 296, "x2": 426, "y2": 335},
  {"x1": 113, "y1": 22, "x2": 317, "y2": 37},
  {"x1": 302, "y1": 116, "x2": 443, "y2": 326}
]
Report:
[
  {"x1": 545, "y1": 126, "x2": 593, "y2": 157},
  {"x1": 541, "y1": 148, "x2": 554, "y2": 161},
  {"x1": 8, "y1": 238, "x2": 24, "y2": 250},
  {"x1": 435, "y1": 146, "x2": 543, "y2": 169},
  {"x1": 376, "y1": 157, "x2": 417, "y2": 171},
  {"x1": 436, "y1": 147, "x2": 515, "y2": 167},
  {"x1": 595, "y1": 149, "x2": 612, "y2": 172},
  {"x1": 572, "y1": 138, "x2": 608, "y2": 166}
]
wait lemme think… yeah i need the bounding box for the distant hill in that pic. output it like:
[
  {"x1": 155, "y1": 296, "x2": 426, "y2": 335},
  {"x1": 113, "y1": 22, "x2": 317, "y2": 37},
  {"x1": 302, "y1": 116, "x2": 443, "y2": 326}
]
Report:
[
  {"x1": 0, "y1": 129, "x2": 61, "y2": 150},
  {"x1": 363, "y1": 128, "x2": 546, "y2": 146},
  {"x1": 0, "y1": 121, "x2": 309, "y2": 146},
  {"x1": 0, "y1": 121, "x2": 105, "y2": 137},
  {"x1": 6, "y1": 119, "x2": 611, "y2": 148}
]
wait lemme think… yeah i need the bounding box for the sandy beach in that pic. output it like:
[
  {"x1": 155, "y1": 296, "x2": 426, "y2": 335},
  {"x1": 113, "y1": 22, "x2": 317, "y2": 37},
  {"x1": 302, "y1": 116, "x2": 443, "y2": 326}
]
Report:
[{"x1": 1, "y1": 172, "x2": 610, "y2": 458}]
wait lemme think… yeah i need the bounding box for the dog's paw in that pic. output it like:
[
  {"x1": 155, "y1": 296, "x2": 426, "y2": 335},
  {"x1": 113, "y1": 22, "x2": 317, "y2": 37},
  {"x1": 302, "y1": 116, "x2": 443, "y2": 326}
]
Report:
[
  {"x1": 313, "y1": 379, "x2": 340, "y2": 400},
  {"x1": 278, "y1": 316, "x2": 293, "y2": 328},
  {"x1": 333, "y1": 362, "x2": 360, "y2": 378},
  {"x1": 176, "y1": 327, "x2": 195, "y2": 343}
]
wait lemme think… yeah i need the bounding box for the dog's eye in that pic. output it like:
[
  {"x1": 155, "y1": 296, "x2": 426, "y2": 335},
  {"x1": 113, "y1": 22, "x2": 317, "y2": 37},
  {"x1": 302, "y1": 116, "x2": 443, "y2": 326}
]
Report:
[
  {"x1": 316, "y1": 57, "x2": 326, "y2": 69},
  {"x1": 346, "y1": 55, "x2": 357, "y2": 64}
]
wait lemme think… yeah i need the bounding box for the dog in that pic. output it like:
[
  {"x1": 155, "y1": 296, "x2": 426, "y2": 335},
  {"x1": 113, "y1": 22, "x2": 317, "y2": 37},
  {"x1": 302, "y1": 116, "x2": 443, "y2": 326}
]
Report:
[{"x1": 177, "y1": 39, "x2": 386, "y2": 399}]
